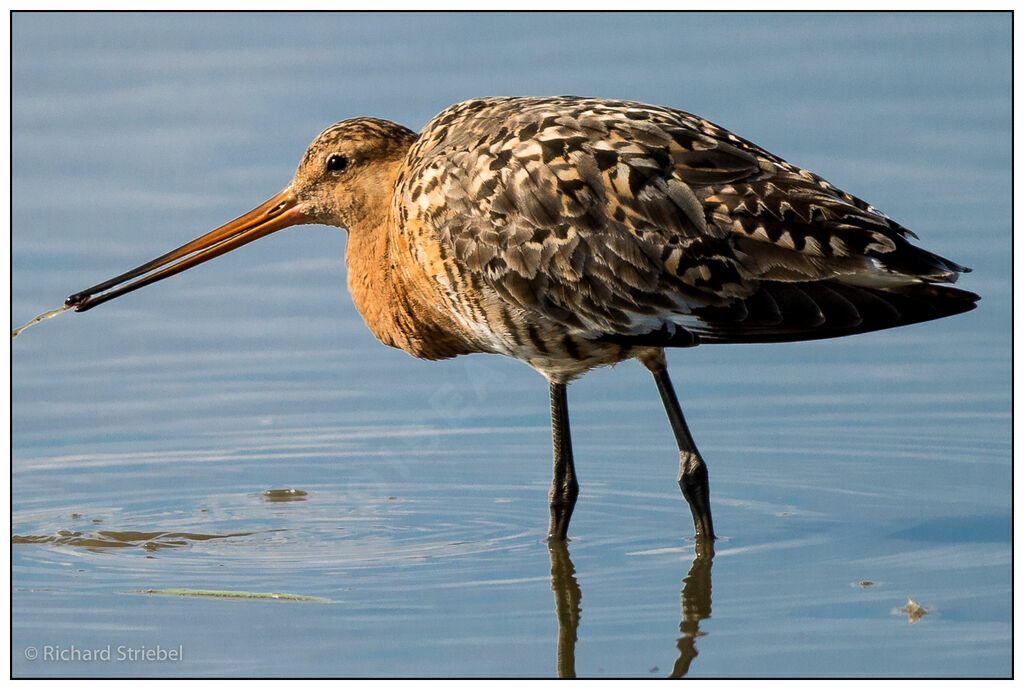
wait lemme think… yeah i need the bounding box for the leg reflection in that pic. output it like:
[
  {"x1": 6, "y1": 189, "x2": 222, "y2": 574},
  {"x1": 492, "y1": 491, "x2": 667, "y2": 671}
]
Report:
[
  {"x1": 669, "y1": 537, "x2": 715, "y2": 678},
  {"x1": 548, "y1": 540, "x2": 582, "y2": 678}
]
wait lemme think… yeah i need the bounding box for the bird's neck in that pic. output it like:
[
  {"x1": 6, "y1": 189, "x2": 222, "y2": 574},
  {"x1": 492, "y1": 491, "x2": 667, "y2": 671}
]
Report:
[{"x1": 345, "y1": 201, "x2": 473, "y2": 361}]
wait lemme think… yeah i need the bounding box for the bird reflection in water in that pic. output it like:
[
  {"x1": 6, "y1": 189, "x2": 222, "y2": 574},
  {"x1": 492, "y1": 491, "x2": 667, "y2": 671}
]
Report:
[
  {"x1": 547, "y1": 539, "x2": 714, "y2": 678},
  {"x1": 548, "y1": 541, "x2": 582, "y2": 678},
  {"x1": 668, "y1": 539, "x2": 714, "y2": 678}
]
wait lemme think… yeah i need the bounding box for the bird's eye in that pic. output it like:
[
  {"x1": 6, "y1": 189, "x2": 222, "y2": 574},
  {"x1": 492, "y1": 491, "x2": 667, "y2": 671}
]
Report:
[{"x1": 326, "y1": 154, "x2": 349, "y2": 173}]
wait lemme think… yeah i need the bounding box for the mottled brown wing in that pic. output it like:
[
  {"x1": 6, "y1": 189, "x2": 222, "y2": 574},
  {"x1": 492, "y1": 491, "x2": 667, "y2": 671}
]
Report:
[{"x1": 400, "y1": 97, "x2": 973, "y2": 343}]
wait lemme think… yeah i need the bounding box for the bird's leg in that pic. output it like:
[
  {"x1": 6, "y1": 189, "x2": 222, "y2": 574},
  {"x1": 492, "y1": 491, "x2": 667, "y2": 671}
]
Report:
[
  {"x1": 643, "y1": 355, "x2": 715, "y2": 540},
  {"x1": 547, "y1": 381, "x2": 579, "y2": 541}
]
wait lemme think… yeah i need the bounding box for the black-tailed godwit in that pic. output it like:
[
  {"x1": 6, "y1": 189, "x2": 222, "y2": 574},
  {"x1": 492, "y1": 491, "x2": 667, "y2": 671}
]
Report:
[{"x1": 66, "y1": 97, "x2": 979, "y2": 541}]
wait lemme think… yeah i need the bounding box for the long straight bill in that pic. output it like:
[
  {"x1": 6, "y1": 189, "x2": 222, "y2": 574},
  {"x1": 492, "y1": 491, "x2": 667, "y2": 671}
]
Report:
[{"x1": 66, "y1": 188, "x2": 306, "y2": 312}]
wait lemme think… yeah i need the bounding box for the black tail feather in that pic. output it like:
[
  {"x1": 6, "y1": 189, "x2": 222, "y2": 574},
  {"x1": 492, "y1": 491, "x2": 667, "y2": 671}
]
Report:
[
  {"x1": 687, "y1": 280, "x2": 979, "y2": 344},
  {"x1": 603, "y1": 279, "x2": 980, "y2": 349}
]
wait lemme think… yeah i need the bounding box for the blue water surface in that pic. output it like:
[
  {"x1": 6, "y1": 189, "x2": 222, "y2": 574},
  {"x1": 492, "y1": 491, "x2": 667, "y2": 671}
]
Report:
[{"x1": 11, "y1": 11, "x2": 1011, "y2": 678}]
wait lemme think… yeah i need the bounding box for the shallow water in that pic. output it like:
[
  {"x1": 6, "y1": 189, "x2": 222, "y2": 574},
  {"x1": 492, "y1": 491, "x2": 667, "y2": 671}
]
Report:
[{"x1": 11, "y1": 12, "x2": 1011, "y2": 678}]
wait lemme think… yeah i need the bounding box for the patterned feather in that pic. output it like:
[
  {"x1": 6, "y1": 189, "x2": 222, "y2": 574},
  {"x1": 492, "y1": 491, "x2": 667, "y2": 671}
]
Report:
[{"x1": 392, "y1": 96, "x2": 976, "y2": 355}]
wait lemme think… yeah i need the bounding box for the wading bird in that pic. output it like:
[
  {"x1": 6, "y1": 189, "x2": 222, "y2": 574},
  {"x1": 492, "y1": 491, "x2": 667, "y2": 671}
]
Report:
[{"x1": 66, "y1": 97, "x2": 978, "y2": 541}]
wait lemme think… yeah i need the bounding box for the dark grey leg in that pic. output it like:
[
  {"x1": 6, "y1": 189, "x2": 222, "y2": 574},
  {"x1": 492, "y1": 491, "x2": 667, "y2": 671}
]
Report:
[
  {"x1": 547, "y1": 381, "x2": 579, "y2": 541},
  {"x1": 650, "y1": 366, "x2": 715, "y2": 540}
]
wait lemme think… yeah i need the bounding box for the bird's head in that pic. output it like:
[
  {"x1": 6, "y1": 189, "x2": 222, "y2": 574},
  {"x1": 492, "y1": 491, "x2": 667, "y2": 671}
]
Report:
[
  {"x1": 291, "y1": 118, "x2": 417, "y2": 229},
  {"x1": 65, "y1": 118, "x2": 417, "y2": 312}
]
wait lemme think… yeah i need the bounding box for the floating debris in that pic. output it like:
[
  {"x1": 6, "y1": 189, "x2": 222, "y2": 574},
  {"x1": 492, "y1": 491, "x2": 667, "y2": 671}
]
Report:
[
  {"x1": 11, "y1": 305, "x2": 71, "y2": 338},
  {"x1": 13, "y1": 529, "x2": 260, "y2": 552},
  {"x1": 262, "y1": 488, "x2": 308, "y2": 502},
  {"x1": 139, "y1": 588, "x2": 327, "y2": 602},
  {"x1": 900, "y1": 597, "x2": 929, "y2": 624}
]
